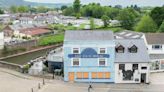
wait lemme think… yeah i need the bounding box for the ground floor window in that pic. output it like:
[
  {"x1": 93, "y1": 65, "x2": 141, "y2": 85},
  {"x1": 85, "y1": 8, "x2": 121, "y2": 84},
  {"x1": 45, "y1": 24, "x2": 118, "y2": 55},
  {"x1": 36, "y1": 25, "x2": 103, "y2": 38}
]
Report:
[
  {"x1": 119, "y1": 64, "x2": 125, "y2": 70},
  {"x1": 91, "y1": 72, "x2": 110, "y2": 79},
  {"x1": 133, "y1": 64, "x2": 138, "y2": 70},
  {"x1": 76, "y1": 72, "x2": 89, "y2": 79}
]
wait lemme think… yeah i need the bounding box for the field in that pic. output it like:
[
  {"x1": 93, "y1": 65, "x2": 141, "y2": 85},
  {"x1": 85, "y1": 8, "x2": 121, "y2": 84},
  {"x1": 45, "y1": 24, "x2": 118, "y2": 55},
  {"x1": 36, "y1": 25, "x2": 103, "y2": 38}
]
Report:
[{"x1": 38, "y1": 34, "x2": 64, "y2": 46}]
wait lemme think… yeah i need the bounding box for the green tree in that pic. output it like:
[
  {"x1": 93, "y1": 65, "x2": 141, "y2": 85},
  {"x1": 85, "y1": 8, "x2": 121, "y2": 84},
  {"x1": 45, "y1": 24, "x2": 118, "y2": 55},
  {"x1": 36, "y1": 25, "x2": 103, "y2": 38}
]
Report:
[
  {"x1": 90, "y1": 18, "x2": 95, "y2": 30},
  {"x1": 63, "y1": 7, "x2": 74, "y2": 16},
  {"x1": 37, "y1": 6, "x2": 48, "y2": 13},
  {"x1": 101, "y1": 15, "x2": 110, "y2": 27},
  {"x1": 0, "y1": 8, "x2": 4, "y2": 14},
  {"x1": 17, "y1": 6, "x2": 29, "y2": 13},
  {"x1": 117, "y1": 8, "x2": 139, "y2": 30},
  {"x1": 104, "y1": 7, "x2": 120, "y2": 19},
  {"x1": 29, "y1": 7, "x2": 37, "y2": 13},
  {"x1": 73, "y1": 0, "x2": 81, "y2": 13},
  {"x1": 158, "y1": 21, "x2": 164, "y2": 32},
  {"x1": 76, "y1": 13, "x2": 81, "y2": 19},
  {"x1": 73, "y1": 0, "x2": 81, "y2": 19},
  {"x1": 150, "y1": 7, "x2": 164, "y2": 27},
  {"x1": 61, "y1": 5, "x2": 68, "y2": 10},
  {"x1": 135, "y1": 15, "x2": 158, "y2": 33},
  {"x1": 10, "y1": 6, "x2": 18, "y2": 13}
]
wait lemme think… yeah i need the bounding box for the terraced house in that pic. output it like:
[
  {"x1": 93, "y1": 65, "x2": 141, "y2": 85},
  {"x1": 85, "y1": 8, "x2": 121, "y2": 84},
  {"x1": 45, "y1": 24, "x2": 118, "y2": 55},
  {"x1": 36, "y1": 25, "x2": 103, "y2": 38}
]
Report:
[
  {"x1": 64, "y1": 31, "x2": 115, "y2": 82},
  {"x1": 63, "y1": 30, "x2": 150, "y2": 83}
]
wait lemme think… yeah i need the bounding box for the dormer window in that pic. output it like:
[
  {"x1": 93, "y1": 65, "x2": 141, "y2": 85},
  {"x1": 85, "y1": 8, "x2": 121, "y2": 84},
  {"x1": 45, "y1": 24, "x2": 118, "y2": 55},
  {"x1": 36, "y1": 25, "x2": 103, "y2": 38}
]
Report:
[
  {"x1": 116, "y1": 45, "x2": 125, "y2": 53},
  {"x1": 128, "y1": 45, "x2": 138, "y2": 53}
]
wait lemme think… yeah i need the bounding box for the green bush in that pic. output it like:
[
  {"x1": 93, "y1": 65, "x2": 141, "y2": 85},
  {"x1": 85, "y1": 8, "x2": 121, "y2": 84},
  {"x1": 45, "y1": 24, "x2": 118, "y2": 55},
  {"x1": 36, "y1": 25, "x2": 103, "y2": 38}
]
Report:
[{"x1": 23, "y1": 64, "x2": 30, "y2": 73}]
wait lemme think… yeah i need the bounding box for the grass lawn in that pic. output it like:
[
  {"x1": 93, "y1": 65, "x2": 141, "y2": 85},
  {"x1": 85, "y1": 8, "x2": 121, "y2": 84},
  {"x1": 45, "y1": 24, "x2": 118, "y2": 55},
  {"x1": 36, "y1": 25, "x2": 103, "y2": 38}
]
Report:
[{"x1": 38, "y1": 34, "x2": 64, "y2": 46}]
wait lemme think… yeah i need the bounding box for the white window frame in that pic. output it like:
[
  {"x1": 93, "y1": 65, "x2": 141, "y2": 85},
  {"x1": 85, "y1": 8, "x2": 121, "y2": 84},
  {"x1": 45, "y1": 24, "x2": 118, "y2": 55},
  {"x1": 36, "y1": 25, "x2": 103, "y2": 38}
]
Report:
[
  {"x1": 71, "y1": 58, "x2": 80, "y2": 66},
  {"x1": 72, "y1": 47, "x2": 80, "y2": 54},
  {"x1": 99, "y1": 48, "x2": 107, "y2": 54},
  {"x1": 98, "y1": 58, "x2": 107, "y2": 66}
]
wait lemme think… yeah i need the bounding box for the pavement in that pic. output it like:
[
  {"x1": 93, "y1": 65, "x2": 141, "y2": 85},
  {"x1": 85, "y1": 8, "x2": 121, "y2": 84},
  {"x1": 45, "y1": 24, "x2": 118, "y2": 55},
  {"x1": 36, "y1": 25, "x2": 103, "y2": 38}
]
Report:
[
  {"x1": 150, "y1": 72, "x2": 164, "y2": 84},
  {"x1": 38, "y1": 82, "x2": 164, "y2": 92},
  {"x1": 0, "y1": 68, "x2": 164, "y2": 92},
  {"x1": 0, "y1": 68, "x2": 43, "y2": 92}
]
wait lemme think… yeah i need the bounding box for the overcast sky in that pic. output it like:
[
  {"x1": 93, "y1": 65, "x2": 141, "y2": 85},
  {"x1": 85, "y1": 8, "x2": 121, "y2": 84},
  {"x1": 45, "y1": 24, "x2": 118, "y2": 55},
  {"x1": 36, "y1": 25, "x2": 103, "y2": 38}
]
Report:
[{"x1": 25, "y1": 0, "x2": 164, "y2": 7}]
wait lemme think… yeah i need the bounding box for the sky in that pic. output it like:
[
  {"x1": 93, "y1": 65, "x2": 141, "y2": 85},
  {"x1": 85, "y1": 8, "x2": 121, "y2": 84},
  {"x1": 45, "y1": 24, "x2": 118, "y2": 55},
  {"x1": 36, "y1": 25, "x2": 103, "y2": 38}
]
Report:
[{"x1": 25, "y1": 0, "x2": 164, "y2": 7}]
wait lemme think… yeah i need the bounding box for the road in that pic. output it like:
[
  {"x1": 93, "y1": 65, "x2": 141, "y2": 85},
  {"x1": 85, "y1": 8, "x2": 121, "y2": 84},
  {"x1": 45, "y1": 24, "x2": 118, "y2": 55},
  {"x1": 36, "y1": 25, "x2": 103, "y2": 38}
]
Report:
[
  {"x1": 0, "y1": 68, "x2": 164, "y2": 92},
  {"x1": 38, "y1": 82, "x2": 164, "y2": 92}
]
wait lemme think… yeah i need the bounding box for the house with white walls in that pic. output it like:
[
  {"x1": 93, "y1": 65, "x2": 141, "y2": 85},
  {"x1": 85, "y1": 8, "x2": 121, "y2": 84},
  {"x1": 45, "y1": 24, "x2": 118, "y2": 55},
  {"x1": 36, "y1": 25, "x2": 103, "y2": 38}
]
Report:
[
  {"x1": 145, "y1": 33, "x2": 164, "y2": 71},
  {"x1": 114, "y1": 39, "x2": 150, "y2": 83},
  {"x1": 115, "y1": 31, "x2": 164, "y2": 72}
]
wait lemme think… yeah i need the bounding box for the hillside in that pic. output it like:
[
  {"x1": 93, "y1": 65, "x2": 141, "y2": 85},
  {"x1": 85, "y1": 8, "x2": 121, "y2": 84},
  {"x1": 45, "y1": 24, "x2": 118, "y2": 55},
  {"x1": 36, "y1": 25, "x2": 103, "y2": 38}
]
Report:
[{"x1": 0, "y1": 0, "x2": 71, "y2": 8}]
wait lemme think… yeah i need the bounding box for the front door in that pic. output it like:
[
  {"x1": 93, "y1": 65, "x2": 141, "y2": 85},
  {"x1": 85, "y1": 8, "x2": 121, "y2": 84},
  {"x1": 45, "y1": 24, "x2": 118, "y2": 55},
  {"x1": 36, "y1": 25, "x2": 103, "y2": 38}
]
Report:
[
  {"x1": 69, "y1": 72, "x2": 74, "y2": 82},
  {"x1": 141, "y1": 73, "x2": 146, "y2": 83}
]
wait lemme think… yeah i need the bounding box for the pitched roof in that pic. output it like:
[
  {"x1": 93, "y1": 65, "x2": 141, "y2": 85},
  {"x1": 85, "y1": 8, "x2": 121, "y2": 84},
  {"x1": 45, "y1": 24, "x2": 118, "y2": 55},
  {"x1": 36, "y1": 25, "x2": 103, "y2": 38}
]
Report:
[
  {"x1": 145, "y1": 33, "x2": 164, "y2": 44},
  {"x1": 115, "y1": 39, "x2": 150, "y2": 63},
  {"x1": 115, "y1": 30, "x2": 144, "y2": 39},
  {"x1": 149, "y1": 54, "x2": 164, "y2": 60},
  {"x1": 64, "y1": 30, "x2": 114, "y2": 41},
  {"x1": 20, "y1": 28, "x2": 51, "y2": 36}
]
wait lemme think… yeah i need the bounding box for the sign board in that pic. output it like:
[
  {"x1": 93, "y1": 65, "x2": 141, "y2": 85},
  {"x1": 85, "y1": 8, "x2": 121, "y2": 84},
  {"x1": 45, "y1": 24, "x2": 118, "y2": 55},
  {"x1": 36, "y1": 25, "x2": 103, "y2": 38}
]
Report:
[{"x1": 68, "y1": 48, "x2": 110, "y2": 58}]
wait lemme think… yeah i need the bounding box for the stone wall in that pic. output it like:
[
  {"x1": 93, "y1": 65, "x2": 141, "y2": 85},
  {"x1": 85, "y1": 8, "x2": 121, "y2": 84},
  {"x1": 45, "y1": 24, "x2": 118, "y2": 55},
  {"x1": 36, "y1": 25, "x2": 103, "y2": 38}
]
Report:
[
  {"x1": 5, "y1": 40, "x2": 38, "y2": 49},
  {"x1": 0, "y1": 61, "x2": 22, "y2": 72}
]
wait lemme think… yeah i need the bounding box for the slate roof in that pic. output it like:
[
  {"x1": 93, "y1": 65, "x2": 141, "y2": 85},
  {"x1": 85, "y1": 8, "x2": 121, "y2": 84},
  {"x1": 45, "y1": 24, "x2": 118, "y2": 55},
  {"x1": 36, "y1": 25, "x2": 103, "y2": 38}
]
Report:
[
  {"x1": 115, "y1": 39, "x2": 150, "y2": 63},
  {"x1": 145, "y1": 33, "x2": 164, "y2": 44},
  {"x1": 115, "y1": 30, "x2": 144, "y2": 39},
  {"x1": 64, "y1": 30, "x2": 114, "y2": 41},
  {"x1": 149, "y1": 54, "x2": 164, "y2": 60}
]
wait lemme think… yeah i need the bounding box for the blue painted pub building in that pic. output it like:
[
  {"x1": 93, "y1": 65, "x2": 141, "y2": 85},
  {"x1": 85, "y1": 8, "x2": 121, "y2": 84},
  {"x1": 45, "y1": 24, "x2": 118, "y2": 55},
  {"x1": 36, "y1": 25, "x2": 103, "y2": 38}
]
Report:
[{"x1": 64, "y1": 31, "x2": 115, "y2": 82}]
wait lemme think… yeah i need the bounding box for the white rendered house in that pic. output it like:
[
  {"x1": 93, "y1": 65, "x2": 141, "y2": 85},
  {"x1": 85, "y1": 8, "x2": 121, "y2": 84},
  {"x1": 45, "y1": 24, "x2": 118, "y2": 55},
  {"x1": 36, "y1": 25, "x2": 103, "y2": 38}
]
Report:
[{"x1": 114, "y1": 39, "x2": 150, "y2": 83}]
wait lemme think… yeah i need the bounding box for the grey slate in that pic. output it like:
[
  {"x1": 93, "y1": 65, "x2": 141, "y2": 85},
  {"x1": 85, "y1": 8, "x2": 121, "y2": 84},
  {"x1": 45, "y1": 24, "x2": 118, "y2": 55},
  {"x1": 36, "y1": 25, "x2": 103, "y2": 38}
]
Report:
[
  {"x1": 149, "y1": 54, "x2": 164, "y2": 60},
  {"x1": 115, "y1": 39, "x2": 150, "y2": 63},
  {"x1": 145, "y1": 33, "x2": 164, "y2": 44},
  {"x1": 64, "y1": 30, "x2": 114, "y2": 41}
]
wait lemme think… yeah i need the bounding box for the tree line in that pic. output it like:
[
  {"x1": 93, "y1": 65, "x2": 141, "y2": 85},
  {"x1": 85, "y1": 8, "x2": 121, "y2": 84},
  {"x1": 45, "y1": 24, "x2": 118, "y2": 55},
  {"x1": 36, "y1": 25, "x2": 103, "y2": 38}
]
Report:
[
  {"x1": 62, "y1": 0, "x2": 164, "y2": 33},
  {"x1": 9, "y1": 5, "x2": 55, "y2": 13}
]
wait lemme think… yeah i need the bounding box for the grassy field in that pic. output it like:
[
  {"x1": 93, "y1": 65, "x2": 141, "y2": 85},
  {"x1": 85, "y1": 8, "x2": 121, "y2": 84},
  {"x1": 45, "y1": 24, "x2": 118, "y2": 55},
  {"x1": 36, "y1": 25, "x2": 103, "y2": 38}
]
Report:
[{"x1": 38, "y1": 34, "x2": 64, "y2": 46}]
